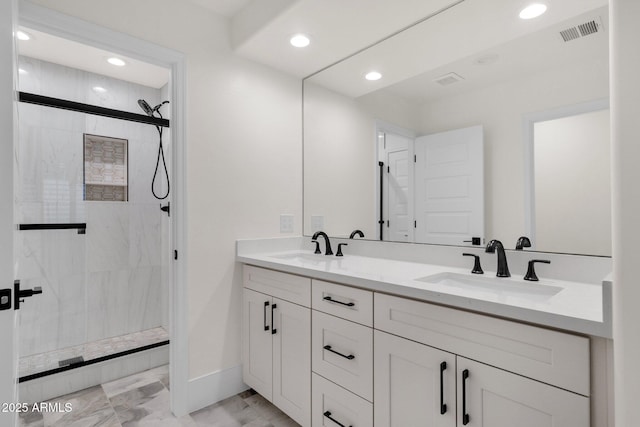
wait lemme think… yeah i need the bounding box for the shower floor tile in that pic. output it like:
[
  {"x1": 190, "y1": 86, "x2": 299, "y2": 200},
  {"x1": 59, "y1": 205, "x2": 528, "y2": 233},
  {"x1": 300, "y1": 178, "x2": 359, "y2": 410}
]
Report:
[
  {"x1": 19, "y1": 365, "x2": 299, "y2": 427},
  {"x1": 19, "y1": 327, "x2": 169, "y2": 378}
]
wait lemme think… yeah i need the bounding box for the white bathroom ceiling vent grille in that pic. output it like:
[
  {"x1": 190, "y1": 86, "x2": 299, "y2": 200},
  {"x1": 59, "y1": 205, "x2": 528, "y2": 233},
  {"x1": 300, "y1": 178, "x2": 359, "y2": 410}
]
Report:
[
  {"x1": 434, "y1": 72, "x2": 464, "y2": 86},
  {"x1": 559, "y1": 17, "x2": 603, "y2": 42}
]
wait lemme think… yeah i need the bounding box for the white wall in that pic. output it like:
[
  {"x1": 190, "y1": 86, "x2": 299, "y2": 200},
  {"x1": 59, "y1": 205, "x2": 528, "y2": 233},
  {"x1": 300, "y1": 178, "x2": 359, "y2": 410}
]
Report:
[
  {"x1": 611, "y1": 0, "x2": 640, "y2": 425},
  {"x1": 303, "y1": 82, "x2": 376, "y2": 237},
  {"x1": 15, "y1": 57, "x2": 169, "y2": 358},
  {"x1": 534, "y1": 110, "x2": 611, "y2": 256},
  {"x1": 418, "y1": 56, "x2": 609, "y2": 247},
  {"x1": 24, "y1": 0, "x2": 303, "y2": 382}
]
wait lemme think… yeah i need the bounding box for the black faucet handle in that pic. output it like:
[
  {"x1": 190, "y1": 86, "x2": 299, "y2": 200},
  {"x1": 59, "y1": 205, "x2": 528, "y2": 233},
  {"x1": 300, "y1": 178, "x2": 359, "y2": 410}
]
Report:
[
  {"x1": 515, "y1": 236, "x2": 532, "y2": 250},
  {"x1": 311, "y1": 240, "x2": 321, "y2": 254},
  {"x1": 336, "y1": 243, "x2": 348, "y2": 257},
  {"x1": 462, "y1": 253, "x2": 484, "y2": 274},
  {"x1": 524, "y1": 259, "x2": 551, "y2": 281},
  {"x1": 349, "y1": 229, "x2": 365, "y2": 239}
]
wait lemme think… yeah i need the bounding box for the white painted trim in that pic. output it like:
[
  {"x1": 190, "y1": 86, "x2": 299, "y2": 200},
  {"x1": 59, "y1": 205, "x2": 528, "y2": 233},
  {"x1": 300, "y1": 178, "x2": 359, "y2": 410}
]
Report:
[
  {"x1": 522, "y1": 98, "x2": 610, "y2": 248},
  {"x1": 187, "y1": 365, "x2": 249, "y2": 414},
  {"x1": 18, "y1": 3, "x2": 190, "y2": 417}
]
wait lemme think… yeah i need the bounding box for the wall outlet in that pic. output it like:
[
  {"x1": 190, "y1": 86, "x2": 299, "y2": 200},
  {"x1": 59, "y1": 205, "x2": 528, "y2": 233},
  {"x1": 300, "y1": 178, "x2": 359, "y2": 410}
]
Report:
[
  {"x1": 280, "y1": 214, "x2": 294, "y2": 233},
  {"x1": 311, "y1": 215, "x2": 324, "y2": 233}
]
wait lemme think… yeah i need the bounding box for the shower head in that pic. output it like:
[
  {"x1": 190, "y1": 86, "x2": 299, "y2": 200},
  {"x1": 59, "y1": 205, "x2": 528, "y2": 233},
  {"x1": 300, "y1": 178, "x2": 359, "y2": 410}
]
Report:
[{"x1": 137, "y1": 99, "x2": 154, "y2": 117}]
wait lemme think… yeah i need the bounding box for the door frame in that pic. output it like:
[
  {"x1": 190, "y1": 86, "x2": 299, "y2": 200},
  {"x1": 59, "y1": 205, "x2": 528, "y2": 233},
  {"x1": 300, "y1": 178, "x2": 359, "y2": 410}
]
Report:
[
  {"x1": 522, "y1": 98, "x2": 609, "y2": 249},
  {"x1": 375, "y1": 121, "x2": 416, "y2": 241},
  {"x1": 0, "y1": 0, "x2": 18, "y2": 425},
  {"x1": 18, "y1": 3, "x2": 189, "y2": 416}
]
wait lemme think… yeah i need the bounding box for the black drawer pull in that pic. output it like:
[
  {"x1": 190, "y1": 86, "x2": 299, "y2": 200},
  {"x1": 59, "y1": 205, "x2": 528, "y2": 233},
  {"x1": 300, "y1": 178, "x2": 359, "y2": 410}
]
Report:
[
  {"x1": 440, "y1": 361, "x2": 447, "y2": 415},
  {"x1": 323, "y1": 411, "x2": 352, "y2": 427},
  {"x1": 323, "y1": 296, "x2": 355, "y2": 307},
  {"x1": 462, "y1": 369, "x2": 470, "y2": 425},
  {"x1": 271, "y1": 303, "x2": 277, "y2": 335},
  {"x1": 263, "y1": 301, "x2": 269, "y2": 331},
  {"x1": 323, "y1": 345, "x2": 355, "y2": 360}
]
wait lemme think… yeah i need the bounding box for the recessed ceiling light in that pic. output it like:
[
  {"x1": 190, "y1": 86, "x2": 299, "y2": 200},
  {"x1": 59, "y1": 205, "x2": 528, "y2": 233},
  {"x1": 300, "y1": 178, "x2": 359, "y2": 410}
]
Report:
[
  {"x1": 519, "y1": 3, "x2": 547, "y2": 20},
  {"x1": 16, "y1": 31, "x2": 30, "y2": 41},
  {"x1": 107, "y1": 57, "x2": 126, "y2": 67},
  {"x1": 365, "y1": 71, "x2": 382, "y2": 81},
  {"x1": 93, "y1": 86, "x2": 107, "y2": 93},
  {"x1": 290, "y1": 34, "x2": 310, "y2": 48}
]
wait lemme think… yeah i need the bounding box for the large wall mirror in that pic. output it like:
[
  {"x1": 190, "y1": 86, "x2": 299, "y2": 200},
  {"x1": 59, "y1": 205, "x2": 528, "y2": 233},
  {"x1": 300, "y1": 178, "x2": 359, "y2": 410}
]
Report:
[{"x1": 303, "y1": 0, "x2": 610, "y2": 256}]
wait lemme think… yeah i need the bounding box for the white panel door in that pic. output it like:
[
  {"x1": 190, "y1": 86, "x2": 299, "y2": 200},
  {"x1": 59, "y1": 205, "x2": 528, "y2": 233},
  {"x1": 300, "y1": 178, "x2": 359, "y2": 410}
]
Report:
[
  {"x1": 272, "y1": 298, "x2": 311, "y2": 427},
  {"x1": 242, "y1": 289, "x2": 273, "y2": 401},
  {"x1": 381, "y1": 132, "x2": 413, "y2": 242},
  {"x1": 0, "y1": 0, "x2": 17, "y2": 424},
  {"x1": 457, "y1": 358, "x2": 589, "y2": 427},
  {"x1": 414, "y1": 125, "x2": 483, "y2": 245},
  {"x1": 374, "y1": 330, "x2": 456, "y2": 427}
]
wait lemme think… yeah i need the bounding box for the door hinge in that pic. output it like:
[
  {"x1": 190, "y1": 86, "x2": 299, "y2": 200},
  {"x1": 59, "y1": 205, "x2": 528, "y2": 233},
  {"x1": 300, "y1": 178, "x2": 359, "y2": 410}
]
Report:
[
  {"x1": 414, "y1": 155, "x2": 417, "y2": 163},
  {"x1": 386, "y1": 220, "x2": 389, "y2": 227},
  {"x1": 387, "y1": 166, "x2": 390, "y2": 173},
  {"x1": 414, "y1": 220, "x2": 417, "y2": 228},
  {"x1": 174, "y1": 250, "x2": 178, "y2": 260}
]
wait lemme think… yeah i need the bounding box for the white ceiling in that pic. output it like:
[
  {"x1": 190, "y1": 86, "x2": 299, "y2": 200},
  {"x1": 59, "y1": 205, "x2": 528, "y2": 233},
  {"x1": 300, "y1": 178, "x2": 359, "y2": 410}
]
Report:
[
  {"x1": 16, "y1": 0, "x2": 610, "y2": 95},
  {"x1": 18, "y1": 28, "x2": 170, "y2": 89}
]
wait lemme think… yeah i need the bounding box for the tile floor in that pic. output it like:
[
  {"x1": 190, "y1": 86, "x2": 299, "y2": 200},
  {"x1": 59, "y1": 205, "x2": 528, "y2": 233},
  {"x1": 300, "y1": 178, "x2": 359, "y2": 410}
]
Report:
[{"x1": 18, "y1": 365, "x2": 299, "y2": 427}]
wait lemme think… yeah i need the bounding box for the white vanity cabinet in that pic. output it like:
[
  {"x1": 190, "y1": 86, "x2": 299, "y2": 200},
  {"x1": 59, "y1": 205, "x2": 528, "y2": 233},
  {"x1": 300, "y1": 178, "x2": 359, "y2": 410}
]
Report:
[
  {"x1": 242, "y1": 266, "x2": 311, "y2": 427},
  {"x1": 375, "y1": 293, "x2": 590, "y2": 427},
  {"x1": 242, "y1": 264, "x2": 594, "y2": 427}
]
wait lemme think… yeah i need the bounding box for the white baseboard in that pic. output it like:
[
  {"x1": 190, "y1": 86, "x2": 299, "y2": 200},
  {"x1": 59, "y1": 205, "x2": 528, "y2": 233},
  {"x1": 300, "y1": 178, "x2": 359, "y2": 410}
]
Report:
[{"x1": 187, "y1": 364, "x2": 249, "y2": 414}]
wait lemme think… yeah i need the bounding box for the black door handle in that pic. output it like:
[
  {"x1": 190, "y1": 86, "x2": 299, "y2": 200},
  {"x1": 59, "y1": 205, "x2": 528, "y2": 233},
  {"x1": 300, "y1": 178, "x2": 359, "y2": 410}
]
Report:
[
  {"x1": 263, "y1": 301, "x2": 269, "y2": 331},
  {"x1": 323, "y1": 296, "x2": 355, "y2": 307},
  {"x1": 440, "y1": 361, "x2": 447, "y2": 415},
  {"x1": 323, "y1": 345, "x2": 355, "y2": 360},
  {"x1": 323, "y1": 411, "x2": 352, "y2": 427},
  {"x1": 271, "y1": 303, "x2": 277, "y2": 335},
  {"x1": 14, "y1": 280, "x2": 43, "y2": 310},
  {"x1": 462, "y1": 369, "x2": 470, "y2": 425}
]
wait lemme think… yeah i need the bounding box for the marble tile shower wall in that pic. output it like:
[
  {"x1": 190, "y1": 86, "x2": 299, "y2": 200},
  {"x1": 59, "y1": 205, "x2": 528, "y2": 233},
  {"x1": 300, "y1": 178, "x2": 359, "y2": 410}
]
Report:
[{"x1": 16, "y1": 57, "x2": 170, "y2": 359}]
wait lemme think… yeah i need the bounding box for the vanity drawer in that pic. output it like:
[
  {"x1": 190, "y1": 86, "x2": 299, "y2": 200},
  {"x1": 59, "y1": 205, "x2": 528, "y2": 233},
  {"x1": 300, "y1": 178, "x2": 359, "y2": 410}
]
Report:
[
  {"x1": 312, "y1": 373, "x2": 373, "y2": 427},
  {"x1": 312, "y1": 311, "x2": 373, "y2": 401},
  {"x1": 243, "y1": 265, "x2": 311, "y2": 307},
  {"x1": 312, "y1": 280, "x2": 373, "y2": 326},
  {"x1": 374, "y1": 293, "x2": 590, "y2": 396}
]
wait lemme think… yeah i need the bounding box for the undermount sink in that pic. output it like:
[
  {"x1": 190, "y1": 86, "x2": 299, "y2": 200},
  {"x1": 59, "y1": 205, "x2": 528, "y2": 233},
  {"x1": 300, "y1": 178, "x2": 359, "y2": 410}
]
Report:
[
  {"x1": 415, "y1": 272, "x2": 563, "y2": 298},
  {"x1": 270, "y1": 252, "x2": 329, "y2": 263}
]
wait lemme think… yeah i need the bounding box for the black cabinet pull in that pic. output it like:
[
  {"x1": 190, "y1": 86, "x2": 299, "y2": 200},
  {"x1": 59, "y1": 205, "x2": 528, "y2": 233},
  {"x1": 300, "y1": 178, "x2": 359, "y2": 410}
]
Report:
[
  {"x1": 263, "y1": 301, "x2": 269, "y2": 331},
  {"x1": 323, "y1": 411, "x2": 352, "y2": 427},
  {"x1": 462, "y1": 369, "x2": 470, "y2": 425},
  {"x1": 271, "y1": 303, "x2": 277, "y2": 335},
  {"x1": 440, "y1": 361, "x2": 447, "y2": 415},
  {"x1": 323, "y1": 345, "x2": 355, "y2": 360},
  {"x1": 323, "y1": 296, "x2": 355, "y2": 307}
]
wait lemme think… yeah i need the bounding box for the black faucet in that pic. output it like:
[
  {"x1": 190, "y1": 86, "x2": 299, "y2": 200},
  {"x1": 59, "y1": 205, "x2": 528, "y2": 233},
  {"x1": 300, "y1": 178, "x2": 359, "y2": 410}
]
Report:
[
  {"x1": 515, "y1": 236, "x2": 532, "y2": 250},
  {"x1": 485, "y1": 240, "x2": 510, "y2": 277},
  {"x1": 312, "y1": 231, "x2": 333, "y2": 256},
  {"x1": 349, "y1": 230, "x2": 365, "y2": 239}
]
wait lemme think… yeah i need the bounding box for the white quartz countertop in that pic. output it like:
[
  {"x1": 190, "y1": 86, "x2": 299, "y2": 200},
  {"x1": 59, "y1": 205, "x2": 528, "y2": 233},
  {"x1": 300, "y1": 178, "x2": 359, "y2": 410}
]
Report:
[{"x1": 237, "y1": 246, "x2": 612, "y2": 338}]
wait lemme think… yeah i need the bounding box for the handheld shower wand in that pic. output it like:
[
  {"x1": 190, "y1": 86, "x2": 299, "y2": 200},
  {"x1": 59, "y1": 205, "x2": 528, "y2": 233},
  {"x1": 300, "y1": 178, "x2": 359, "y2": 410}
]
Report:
[{"x1": 138, "y1": 98, "x2": 170, "y2": 200}]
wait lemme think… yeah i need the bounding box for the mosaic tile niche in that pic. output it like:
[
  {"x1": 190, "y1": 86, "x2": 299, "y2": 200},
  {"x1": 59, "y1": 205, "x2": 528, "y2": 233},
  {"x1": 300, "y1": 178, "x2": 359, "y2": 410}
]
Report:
[{"x1": 84, "y1": 134, "x2": 128, "y2": 201}]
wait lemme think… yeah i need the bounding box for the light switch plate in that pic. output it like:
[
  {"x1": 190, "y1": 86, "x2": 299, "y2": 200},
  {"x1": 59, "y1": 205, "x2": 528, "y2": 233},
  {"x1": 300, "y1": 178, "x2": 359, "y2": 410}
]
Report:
[
  {"x1": 311, "y1": 215, "x2": 324, "y2": 233},
  {"x1": 280, "y1": 214, "x2": 294, "y2": 233}
]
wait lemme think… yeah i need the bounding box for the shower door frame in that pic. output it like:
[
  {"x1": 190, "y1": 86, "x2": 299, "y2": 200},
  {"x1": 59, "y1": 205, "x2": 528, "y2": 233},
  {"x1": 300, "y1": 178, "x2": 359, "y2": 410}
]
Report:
[{"x1": 18, "y1": 3, "x2": 190, "y2": 417}]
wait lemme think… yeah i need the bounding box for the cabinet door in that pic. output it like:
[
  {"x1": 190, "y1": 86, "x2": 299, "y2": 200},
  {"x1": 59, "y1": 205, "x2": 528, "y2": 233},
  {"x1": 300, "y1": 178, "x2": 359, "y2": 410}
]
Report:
[
  {"x1": 375, "y1": 330, "x2": 456, "y2": 427},
  {"x1": 273, "y1": 298, "x2": 311, "y2": 427},
  {"x1": 457, "y1": 357, "x2": 589, "y2": 427},
  {"x1": 242, "y1": 289, "x2": 273, "y2": 401}
]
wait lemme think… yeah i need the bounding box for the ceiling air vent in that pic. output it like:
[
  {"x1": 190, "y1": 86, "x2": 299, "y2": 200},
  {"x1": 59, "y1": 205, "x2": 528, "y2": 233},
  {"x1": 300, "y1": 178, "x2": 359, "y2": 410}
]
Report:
[
  {"x1": 434, "y1": 72, "x2": 464, "y2": 86},
  {"x1": 559, "y1": 17, "x2": 602, "y2": 42}
]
